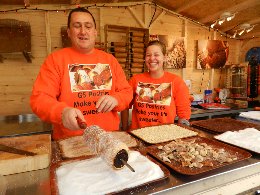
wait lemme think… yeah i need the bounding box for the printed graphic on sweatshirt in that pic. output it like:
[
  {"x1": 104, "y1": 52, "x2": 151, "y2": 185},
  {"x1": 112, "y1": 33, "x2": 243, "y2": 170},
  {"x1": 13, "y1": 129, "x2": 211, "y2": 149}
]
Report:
[
  {"x1": 69, "y1": 63, "x2": 112, "y2": 92},
  {"x1": 136, "y1": 82, "x2": 172, "y2": 106}
]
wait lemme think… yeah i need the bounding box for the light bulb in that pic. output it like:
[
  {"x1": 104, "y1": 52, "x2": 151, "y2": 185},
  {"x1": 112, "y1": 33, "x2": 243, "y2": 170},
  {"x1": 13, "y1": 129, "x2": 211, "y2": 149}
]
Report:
[
  {"x1": 232, "y1": 31, "x2": 237, "y2": 38},
  {"x1": 246, "y1": 25, "x2": 254, "y2": 33},
  {"x1": 238, "y1": 29, "x2": 245, "y2": 36},
  {"x1": 218, "y1": 20, "x2": 224, "y2": 25}
]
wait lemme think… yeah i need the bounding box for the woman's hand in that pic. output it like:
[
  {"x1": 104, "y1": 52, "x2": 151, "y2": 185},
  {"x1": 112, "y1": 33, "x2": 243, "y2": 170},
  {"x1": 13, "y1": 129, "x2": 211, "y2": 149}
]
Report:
[{"x1": 96, "y1": 95, "x2": 118, "y2": 113}]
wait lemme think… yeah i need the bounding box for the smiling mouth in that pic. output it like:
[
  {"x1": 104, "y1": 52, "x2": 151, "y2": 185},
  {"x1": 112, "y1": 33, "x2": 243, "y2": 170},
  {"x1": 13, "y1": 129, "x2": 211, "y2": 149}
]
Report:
[
  {"x1": 149, "y1": 63, "x2": 158, "y2": 66},
  {"x1": 79, "y1": 37, "x2": 88, "y2": 40}
]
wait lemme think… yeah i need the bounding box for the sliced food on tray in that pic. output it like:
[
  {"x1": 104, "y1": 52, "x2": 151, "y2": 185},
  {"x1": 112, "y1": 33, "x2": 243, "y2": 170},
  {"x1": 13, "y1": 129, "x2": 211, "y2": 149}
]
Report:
[
  {"x1": 58, "y1": 131, "x2": 137, "y2": 159},
  {"x1": 130, "y1": 124, "x2": 198, "y2": 144},
  {"x1": 191, "y1": 117, "x2": 259, "y2": 133},
  {"x1": 157, "y1": 139, "x2": 237, "y2": 168},
  {"x1": 215, "y1": 128, "x2": 260, "y2": 154},
  {"x1": 147, "y1": 136, "x2": 251, "y2": 175},
  {"x1": 54, "y1": 151, "x2": 169, "y2": 195}
]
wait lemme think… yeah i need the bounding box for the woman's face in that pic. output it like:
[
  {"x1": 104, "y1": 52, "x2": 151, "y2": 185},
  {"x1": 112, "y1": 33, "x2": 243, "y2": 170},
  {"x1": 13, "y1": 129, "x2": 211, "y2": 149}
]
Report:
[
  {"x1": 145, "y1": 45, "x2": 165, "y2": 73},
  {"x1": 67, "y1": 12, "x2": 97, "y2": 54}
]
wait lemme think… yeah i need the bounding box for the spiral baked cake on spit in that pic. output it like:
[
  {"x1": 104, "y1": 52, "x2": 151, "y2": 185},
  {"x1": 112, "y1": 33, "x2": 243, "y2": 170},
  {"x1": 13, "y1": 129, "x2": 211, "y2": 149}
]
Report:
[{"x1": 83, "y1": 125, "x2": 129, "y2": 169}]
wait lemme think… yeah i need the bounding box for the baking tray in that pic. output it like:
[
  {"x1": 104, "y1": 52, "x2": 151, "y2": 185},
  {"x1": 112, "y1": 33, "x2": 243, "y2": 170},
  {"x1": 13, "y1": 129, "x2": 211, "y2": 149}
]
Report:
[
  {"x1": 191, "y1": 117, "x2": 259, "y2": 134},
  {"x1": 129, "y1": 124, "x2": 198, "y2": 145},
  {"x1": 50, "y1": 154, "x2": 170, "y2": 195},
  {"x1": 146, "y1": 136, "x2": 252, "y2": 175}
]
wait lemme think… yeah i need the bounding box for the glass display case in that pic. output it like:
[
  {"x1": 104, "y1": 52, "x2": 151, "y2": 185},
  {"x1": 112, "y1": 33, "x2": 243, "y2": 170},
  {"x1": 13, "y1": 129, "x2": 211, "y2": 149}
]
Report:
[{"x1": 225, "y1": 64, "x2": 247, "y2": 99}]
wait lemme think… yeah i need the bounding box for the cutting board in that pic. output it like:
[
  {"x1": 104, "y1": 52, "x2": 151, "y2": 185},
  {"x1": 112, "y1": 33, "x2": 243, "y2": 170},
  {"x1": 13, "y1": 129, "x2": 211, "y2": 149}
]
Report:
[
  {"x1": 58, "y1": 132, "x2": 138, "y2": 159},
  {"x1": 0, "y1": 134, "x2": 51, "y2": 175}
]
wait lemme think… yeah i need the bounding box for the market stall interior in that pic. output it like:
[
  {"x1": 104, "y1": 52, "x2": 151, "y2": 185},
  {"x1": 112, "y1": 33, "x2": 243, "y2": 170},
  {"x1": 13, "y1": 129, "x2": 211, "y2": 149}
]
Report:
[{"x1": 0, "y1": 0, "x2": 260, "y2": 195}]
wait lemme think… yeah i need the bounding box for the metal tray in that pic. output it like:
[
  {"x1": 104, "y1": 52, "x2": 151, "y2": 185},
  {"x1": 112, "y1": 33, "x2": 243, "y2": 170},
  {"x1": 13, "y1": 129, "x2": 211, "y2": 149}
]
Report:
[
  {"x1": 129, "y1": 124, "x2": 198, "y2": 144},
  {"x1": 50, "y1": 153, "x2": 170, "y2": 195},
  {"x1": 191, "y1": 117, "x2": 259, "y2": 134},
  {"x1": 146, "y1": 136, "x2": 252, "y2": 175}
]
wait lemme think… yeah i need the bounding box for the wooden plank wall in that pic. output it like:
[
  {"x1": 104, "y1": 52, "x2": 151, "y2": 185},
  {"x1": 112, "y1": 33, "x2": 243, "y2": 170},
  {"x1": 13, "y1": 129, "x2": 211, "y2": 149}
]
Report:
[{"x1": 0, "y1": 3, "x2": 257, "y2": 116}]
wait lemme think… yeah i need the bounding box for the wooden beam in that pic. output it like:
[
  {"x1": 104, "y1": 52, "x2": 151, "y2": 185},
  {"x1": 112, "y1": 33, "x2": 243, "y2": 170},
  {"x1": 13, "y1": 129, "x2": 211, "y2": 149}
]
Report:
[
  {"x1": 144, "y1": 4, "x2": 151, "y2": 28},
  {"x1": 176, "y1": 0, "x2": 204, "y2": 13},
  {"x1": 99, "y1": 8, "x2": 104, "y2": 43},
  {"x1": 127, "y1": 7, "x2": 145, "y2": 28},
  {"x1": 182, "y1": 19, "x2": 187, "y2": 79},
  {"x1": 70, "y1": 0, "x2": 81, "y2": 5},
  {"x1": 45, "y1": 12, "x2": 52, "y2": 55},
  {"x1": 200, "y1": 0, "x2": 260, "y2": 24},
  {"x1": 149, "y1": 10, "x2": 166, "y2": 28},
  {"x1": 210, "y1": 31, "x2": 218, "y2": 90}
]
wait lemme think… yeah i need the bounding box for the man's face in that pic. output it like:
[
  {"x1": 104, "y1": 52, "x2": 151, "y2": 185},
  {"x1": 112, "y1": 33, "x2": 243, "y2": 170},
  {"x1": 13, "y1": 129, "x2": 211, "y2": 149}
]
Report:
[{"x1": 67, "y1": 12, "x2": 97, "y2": 54}]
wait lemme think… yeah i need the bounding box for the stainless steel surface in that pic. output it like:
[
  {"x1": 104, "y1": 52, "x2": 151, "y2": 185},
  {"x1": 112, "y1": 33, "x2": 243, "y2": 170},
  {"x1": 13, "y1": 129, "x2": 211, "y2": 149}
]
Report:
[
  {"x1": 2, "y1": 167, "x2": 50, "y2": 195},
  {"x1": 1, "y1": 111, "x2": 260, "y2": 195},
  {"x1": 190, "y1": 107, "x2": 254, "y2": 120},
  {"x1": 0, "y1": 114, "x2": 52, "y2": 137}
]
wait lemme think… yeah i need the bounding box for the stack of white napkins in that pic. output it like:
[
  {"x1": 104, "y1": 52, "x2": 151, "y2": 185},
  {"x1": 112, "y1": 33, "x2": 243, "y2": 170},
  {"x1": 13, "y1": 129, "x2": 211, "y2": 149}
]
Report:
[
  {"x1": 215, "y1": 128, "x2": 260, "y2": 153},
  {"x1": 239, "y1": 111, "x2": 260, "y2": 121},
  {"x1": 56, "y1": 151, "x2": 164, "y2": 195}
]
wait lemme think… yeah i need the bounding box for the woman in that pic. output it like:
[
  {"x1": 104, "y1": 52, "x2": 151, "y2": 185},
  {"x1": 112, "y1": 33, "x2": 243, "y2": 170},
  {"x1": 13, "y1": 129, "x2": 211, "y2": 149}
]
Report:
[{"x1": 121, "y1": 40, "x2": 191, "y2": 130}]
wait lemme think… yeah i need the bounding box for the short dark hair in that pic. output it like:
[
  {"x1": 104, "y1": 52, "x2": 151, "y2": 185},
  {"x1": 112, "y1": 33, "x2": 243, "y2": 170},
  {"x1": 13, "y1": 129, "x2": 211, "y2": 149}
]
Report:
[
  {"x1": 147, "y1": 40, "x2": 166, "y2": 55},
  {"x1": 67, "y1": 7, "x2": 96, "y2": 29}
]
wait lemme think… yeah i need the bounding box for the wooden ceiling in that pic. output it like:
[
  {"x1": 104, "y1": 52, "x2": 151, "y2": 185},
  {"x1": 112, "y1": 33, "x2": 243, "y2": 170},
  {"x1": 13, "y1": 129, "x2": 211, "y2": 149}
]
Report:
[{"x1": 1, "y1": 0, "x2": 260, "y2": 40}]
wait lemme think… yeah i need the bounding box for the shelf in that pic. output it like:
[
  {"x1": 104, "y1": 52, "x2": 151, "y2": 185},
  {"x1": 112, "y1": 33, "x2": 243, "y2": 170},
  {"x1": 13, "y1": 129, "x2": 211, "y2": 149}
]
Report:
[{"x1": 105, "y1": 24, "x2": 149, "y2": 79}]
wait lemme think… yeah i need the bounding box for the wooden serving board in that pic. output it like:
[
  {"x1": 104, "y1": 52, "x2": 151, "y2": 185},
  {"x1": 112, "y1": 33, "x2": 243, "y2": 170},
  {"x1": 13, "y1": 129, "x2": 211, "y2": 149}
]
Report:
[
  {"x1": 0, "y1": 134, "x2": 51, "y2": 175},
  {"x1": 58, "y1": 132, "x2": 138, "y2": 159}
]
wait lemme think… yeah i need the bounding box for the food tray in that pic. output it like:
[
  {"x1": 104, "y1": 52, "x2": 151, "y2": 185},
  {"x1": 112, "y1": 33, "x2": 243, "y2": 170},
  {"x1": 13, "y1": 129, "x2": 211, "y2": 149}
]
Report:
[
  {"x1": 146, "y1": 136, "x2": 252, "y2": 175},
  {"x1": 214, "y1": 128, "x2": 260, "y2": 154},
  {"x1": 129, "y1": 124, "x2": 198, "y2": 144},
  {"x1": 50, "y1": 154, "x2": 170, "y2": 195},
  {"x1": 198, "y1": 103, "x2": 230, "y2": 110},
  {"x1": 191, "y1": 117, "x2": 259, "y2": 134}
]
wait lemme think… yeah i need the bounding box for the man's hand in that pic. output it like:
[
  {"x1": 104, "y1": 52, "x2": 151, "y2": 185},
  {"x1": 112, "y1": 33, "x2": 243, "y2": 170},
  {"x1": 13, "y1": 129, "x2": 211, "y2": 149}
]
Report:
[
  {"x1": 62, "y1": 107, "x2": 86, "y2": 130},
  {"x1": 96, "y1": 95, "x2": 118, "y2": 113}
]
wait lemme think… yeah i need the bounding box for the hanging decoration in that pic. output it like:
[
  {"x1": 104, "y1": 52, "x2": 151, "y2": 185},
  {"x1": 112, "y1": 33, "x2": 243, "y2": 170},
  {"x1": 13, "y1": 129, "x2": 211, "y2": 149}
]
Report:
[{"x1": 197, "y1": 40, "x2": 229, "y2": 69}]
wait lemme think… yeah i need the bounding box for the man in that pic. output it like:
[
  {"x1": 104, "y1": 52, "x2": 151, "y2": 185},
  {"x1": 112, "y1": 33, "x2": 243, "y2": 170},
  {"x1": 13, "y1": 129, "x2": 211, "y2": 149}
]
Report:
[{"x1": 30, "y1": 7, "x2": 132, "y2": 140}]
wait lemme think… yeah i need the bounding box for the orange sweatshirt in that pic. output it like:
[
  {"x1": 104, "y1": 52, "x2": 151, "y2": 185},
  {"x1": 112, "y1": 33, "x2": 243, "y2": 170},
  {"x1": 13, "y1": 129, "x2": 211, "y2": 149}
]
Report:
[
  {"x1": 30, "y1": 48, "x2": 132, "y2": 140},
  {"x1": 129, "y1": 72, "x2": 191, "y2": 129}
]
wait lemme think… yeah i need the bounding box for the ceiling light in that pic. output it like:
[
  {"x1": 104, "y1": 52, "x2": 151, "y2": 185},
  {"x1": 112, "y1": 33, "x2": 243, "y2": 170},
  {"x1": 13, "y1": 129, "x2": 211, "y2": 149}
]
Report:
[
  {"x1": 246, "y1": 25, "x2": 255, "y2": 33},
  {"x1": 238, "y1": 29, "x2": 245, "y2": 36},
  {"x1": 210, "y1": 12, "x2": 236, "y2": 28},
  {"x1": 232, "y1": 30, "x2": 237, "y2": 38},
  {"x1": 211, "y1": 21, "x2": 217, "y2": 28},
  {"x1": 218, "y1": 19, "x2": 225, "y2": 25},
  {"x1": 226, "y1": 13, "x2": 236, "y2": 21},
  {"x1": 236, "y1": 23, "x2": 257, "y2": 36}
]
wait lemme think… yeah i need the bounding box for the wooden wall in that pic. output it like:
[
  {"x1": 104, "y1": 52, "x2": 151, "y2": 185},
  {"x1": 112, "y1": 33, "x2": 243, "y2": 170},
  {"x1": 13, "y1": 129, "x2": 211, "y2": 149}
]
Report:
[{"x1": 0, "y1": 3, "x2": 258, "y2": 116}]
